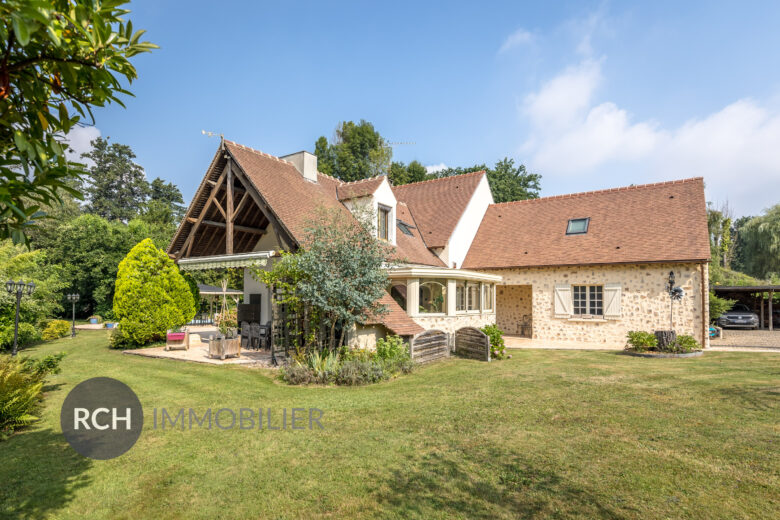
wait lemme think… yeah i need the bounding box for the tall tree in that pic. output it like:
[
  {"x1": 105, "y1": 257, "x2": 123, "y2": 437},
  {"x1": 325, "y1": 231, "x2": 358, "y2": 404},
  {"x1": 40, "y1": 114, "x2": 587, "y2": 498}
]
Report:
[
  {"x1": 738, "y1": 204, "x2": 780, "y2": 279},
  {"x1": 314, "y1": 120, "x2": 392, "y2": 182},
  {"x1": 82, "y1": 138, "x2": 149, "y2": 222},
  {"x1": 389, "y1": 160, "x2": 429, "y2": 186},
  {"x1": 148, "y1": 177, "x2": 185, "y2": 222},
  {"x1": 0, "y1": 0, "x2": 156, "y2": 243},
  {"x1": 434, "y1": 158, "x2": 541, "y2": 203}
]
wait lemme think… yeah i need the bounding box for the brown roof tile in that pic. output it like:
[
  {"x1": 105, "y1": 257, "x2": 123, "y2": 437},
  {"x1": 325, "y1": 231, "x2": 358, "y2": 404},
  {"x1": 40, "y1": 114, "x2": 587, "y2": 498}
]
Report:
[
  {"x1": 337, "y1": 176, "x2": 386, "y2": 200},
  {"x1": 392, "y1": 171, "x2": 486, "y2": 248},
  {"x1": 364, "y1": 291, "x2": 424, "y2": 336},
  {"x1": 225, "y1": 141, "x2": 351, "y2": 244},
  {"x1": 462, "y1": 177, "x2": 711, "y2": 269},
  {"x1": 392, "y1": 202, "x2": 446, "y2": 266}
]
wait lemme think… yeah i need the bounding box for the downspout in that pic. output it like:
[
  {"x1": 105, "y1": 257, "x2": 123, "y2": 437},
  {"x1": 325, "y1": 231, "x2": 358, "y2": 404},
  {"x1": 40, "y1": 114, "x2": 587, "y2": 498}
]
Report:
[{"x1": 701, "y1": 262, "x2": 709, "y2": 348}]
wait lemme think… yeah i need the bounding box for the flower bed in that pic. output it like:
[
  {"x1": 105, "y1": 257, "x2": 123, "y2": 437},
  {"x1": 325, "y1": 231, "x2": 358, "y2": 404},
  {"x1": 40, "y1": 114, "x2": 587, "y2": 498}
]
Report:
[{"x1": 624, "y1": 330, "x2": 703, "y2": 356}]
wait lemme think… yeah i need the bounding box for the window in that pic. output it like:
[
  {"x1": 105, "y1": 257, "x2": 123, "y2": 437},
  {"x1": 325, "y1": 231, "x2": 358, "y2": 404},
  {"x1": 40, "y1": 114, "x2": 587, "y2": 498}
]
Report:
[
  {"x1": 390, "y1": 282, "x2": 407, "y2": 311},
  {"x1": 566, "y1": 218, "x2": 589, "y2": 235},
  {"x1": 396, "y1": 219, "x2": 415, "y2": 236},
  {"x1": 467, "y1": 283, "x2": 480, "y2": 311},
  {"x1": 573, "y1": 285, "x2": 603, "y2": 316},
  {"x1": 377, "y1": 205, "x2": 391, "y2": 240},
  {"x1": 419, "y1": 279, "x2": 447, "y2": 313},
  {"x1": 456, "y1": 281, "x2": 466, "y2": 311},
  {"x1": 482, "y1": 284, "x2": 493, "y2": 311}
]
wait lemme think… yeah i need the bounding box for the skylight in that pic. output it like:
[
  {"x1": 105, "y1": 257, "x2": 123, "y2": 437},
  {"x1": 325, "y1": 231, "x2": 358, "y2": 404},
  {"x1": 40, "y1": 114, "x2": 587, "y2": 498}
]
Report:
[
  {"x1": 396, "y1": 219, "x2": 415, "y2": 236},
  {"x1": 566, "y1": 218, "x2": 589, "y2": 235}
]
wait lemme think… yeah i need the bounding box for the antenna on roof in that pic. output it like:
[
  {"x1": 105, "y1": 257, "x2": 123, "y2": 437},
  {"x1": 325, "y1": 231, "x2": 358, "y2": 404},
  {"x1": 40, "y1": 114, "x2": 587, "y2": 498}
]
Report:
[
  {"x1": 387, "y1": 141, "x2": 416, "y2": 146},
  {"x1": 201, "y1": 130, "x2": 223, "y2": 139}
]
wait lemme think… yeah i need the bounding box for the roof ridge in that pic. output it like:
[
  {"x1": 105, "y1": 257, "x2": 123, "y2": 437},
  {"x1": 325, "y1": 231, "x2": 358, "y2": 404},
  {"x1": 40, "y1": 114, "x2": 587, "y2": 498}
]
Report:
[
  {"x1": 490, "y1": 177, "x2": 704, "y2": 207},
  {"x1": 224, "y1": 140, "x2": 296, "y2": 167},
  {"x1": 340, "y1": 174, "x2": 386, "y2": 185},
  {"x1": 317, "y1": 171, "x2": 343, "y2": 184},
  {"x1": 392, "y1": 169, "x2": 486, "y2": 189}
]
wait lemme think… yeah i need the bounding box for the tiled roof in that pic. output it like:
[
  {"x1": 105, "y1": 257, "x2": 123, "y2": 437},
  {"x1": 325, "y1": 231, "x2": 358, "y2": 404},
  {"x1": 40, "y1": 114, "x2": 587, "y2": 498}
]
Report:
[
  {"x1": 337, "y1": 176, "x2": 385, "y2": 200},
  {"x1": 225, "y1": 141, "x2": 351, "y2": 244},
  {"x1": 462, "y1": 177, "x2": 711, "y2": 269},
  {"x1": 392, "y1": 171, "x2": 486, "y2": 248},
  {"x1": 364, "y1": 291, "x2": 424, "y2": 336},
  {"x1": 391, "y1": 202, "x2": 446, "y2": 266}
]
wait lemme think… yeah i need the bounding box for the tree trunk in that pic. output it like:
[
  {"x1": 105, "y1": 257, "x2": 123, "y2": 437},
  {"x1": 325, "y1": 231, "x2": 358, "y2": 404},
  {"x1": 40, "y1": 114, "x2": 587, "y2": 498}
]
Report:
[
  {"x1": 328, "y1": 319, "x2": 336, "y2": 351},
  {"x1": 655, "y1": 330, "x2": 677, "y2": 350},
  {"x1": 337, "y1": 325, "x2": 347, "y2": 350}
]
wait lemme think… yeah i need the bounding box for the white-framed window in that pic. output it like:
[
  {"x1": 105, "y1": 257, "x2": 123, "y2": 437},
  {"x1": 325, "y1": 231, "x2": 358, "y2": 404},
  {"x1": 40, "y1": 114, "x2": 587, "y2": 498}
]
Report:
[
  {"x1": 482, "y1": 283, "x2": 493, "y2": 311},
  {"x1": 456, "y1": 281, "x2": 466, "y2": 311},
  {"x1": 572, "y1": 285, "x2": 603, "y2": 316},
  {"x1": 377, "y1": 204, "x2": 391, "y2": 241},
  {"x1": 467, "y1": 283, "x2": 479, "y2": 311},
  {"x1": 419, "y1": 279, "x2": 447, "y2": 314}
]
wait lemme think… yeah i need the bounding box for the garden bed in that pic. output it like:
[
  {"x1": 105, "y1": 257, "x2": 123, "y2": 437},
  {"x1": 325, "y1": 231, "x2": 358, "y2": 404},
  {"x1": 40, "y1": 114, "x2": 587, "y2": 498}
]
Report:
[{"x1": 623, "y1": 350, "x2": 703, "y2": 358}]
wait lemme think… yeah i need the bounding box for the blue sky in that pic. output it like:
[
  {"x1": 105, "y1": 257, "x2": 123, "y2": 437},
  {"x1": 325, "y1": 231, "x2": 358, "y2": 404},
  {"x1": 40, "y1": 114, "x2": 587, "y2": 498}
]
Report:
[{"x1": 68, "y1": 1, "x2": 780, "y2": 217}]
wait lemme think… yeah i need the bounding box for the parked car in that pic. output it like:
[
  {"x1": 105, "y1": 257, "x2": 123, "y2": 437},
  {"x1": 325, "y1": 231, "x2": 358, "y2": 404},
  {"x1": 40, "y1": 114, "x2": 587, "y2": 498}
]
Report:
[{"x1": 717, "y1": 303, "x2": 759, "y2": 329}]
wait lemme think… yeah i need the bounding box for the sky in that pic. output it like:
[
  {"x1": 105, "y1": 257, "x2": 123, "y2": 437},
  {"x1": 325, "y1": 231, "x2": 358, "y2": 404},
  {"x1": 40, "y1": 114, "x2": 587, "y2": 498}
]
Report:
[{"x1": 67, "y1": 0, "x2": 780, "y2": 217}]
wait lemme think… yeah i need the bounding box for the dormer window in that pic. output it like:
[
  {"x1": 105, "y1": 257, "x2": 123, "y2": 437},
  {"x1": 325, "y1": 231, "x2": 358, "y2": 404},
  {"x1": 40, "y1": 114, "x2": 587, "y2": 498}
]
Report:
[
  {"x1": 377, "y1": 204, "x2": 391, "y2": 240},
  {"x1": 566, "y1": 218, "x2": 589, "y2": 235}
]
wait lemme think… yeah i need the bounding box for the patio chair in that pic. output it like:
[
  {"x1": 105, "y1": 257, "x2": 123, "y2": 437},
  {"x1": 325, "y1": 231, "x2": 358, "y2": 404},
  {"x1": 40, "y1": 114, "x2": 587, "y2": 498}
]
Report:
[
  {"x1": 250, "y1": 323, "x2": 262, "y2": 350},
  {"x1": 258, "y1": 321, "x2": 272, "y2": 350},
  {"x1": 240, "y1": 321, "x2": 251, "y2": 349}
]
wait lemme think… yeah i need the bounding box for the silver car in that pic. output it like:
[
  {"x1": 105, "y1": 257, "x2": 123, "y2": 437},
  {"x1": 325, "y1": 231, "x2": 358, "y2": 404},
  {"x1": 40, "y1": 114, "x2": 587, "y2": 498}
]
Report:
[{"x1": 717, "y1": 303, "x2": 759, "y2": 329}]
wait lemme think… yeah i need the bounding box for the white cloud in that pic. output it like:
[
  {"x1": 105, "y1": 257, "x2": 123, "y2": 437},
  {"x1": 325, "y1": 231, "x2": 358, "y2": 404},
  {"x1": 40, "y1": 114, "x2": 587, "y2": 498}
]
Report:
[
  {"x1": 520, "y1": 59, "x2": 780, "y2": 216},
  {"x1": 62, "y1": 125, "x2": 101, "y2": 162},
  {"x1": 425, "y1": 163, "x2": 448, "y2": 174},
  {"x1": 499, "y1": 28, "x2": 533, "y2": 53}
]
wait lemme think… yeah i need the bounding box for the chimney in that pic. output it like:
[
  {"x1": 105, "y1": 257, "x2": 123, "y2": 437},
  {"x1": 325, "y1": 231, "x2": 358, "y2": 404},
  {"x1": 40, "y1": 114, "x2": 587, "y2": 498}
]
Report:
[{"x1": 280, "y1": 151, "x2": 318, "y2": 183}]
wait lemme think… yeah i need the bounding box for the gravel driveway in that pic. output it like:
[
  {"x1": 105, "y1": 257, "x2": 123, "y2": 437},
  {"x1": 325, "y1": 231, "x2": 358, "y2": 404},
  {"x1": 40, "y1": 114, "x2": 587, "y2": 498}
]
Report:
[{"x1": 711, "y1": 329, "x2": 780, "y2": 349}]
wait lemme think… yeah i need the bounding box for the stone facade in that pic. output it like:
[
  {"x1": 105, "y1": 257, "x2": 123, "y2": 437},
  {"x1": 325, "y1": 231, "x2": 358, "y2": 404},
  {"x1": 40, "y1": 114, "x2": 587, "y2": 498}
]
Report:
[
  {"x1": 479, "y1": 262, "x2": 709, "y2": 347},
  {"x1": 411, "y1": 312, "x2": 496, "y2": 335},
  {"x1": 496, "y1": 285, "x2": 532, "y2": 336}
]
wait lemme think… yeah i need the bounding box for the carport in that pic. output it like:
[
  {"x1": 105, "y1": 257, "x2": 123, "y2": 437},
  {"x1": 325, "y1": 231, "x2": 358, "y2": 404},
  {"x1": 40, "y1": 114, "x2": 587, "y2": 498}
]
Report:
[{"x1": 712, "y1": 285, "x2": 779, "y2": 331}]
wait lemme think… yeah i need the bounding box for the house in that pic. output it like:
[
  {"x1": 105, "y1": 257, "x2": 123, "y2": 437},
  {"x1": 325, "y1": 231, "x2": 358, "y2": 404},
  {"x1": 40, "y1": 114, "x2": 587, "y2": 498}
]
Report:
[{"x1": 168, "y1": 140, "x2": 711, "y2": 349}]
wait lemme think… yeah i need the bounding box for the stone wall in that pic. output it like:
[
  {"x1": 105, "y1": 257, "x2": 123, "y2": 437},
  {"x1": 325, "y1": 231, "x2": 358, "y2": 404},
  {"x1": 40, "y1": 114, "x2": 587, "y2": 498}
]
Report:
[
  {"x1": 479, "y1": 263, "x2": 709, "y2": 347},
  {"x1": 412, "y1": 313, "x2": 496, "y2": 335},
  {"x1": 496, "y1": 285, "x2": 532, "y2": 336}
]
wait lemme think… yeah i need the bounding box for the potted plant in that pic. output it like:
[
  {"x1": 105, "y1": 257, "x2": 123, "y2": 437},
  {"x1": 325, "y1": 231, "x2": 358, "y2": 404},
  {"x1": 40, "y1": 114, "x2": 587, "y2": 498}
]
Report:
[
  {"x1": 211, "y1": 310, "x2": 240, "y2": 359},
  {"x1": 167, "y1": 326, "x2": 186, "y2": 342},
  {"x1": 88, "y1": 315, "x2": 102, "y2": 325}
]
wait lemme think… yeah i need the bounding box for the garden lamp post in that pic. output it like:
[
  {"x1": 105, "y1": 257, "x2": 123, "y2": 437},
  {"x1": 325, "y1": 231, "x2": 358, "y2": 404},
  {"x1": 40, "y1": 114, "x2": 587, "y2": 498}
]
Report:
[
  {"x1": 667, "y1": 271, "x2": 675, "y2": 329},
  {"x1": 66, "y1": 293, "x2": 80, "y2": 338},
  {"x1": 5, "y1": 280, "x2": 36, "y2": 356}
]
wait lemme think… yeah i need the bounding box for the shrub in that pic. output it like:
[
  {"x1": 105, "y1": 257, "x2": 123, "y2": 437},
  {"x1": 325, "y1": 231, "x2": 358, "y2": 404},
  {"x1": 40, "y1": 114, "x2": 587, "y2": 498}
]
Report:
[
  {"x1": 113, "y1": 239, "x2": 196, "y2": 346},
  {"x1": 42, "y1": 320, "x2": 71, "y2": 341},
  {"x1": 108, "y1": 327, "x2": 135, "y2": 350},
  {"x1": 281, "y1": 365, "x2": 315, "y2": 385},
  {"x1": 335, "y1": 360, "x2": 387, "y2": 386},
  {"x1": 376, "y1": 335, "x2": 407, "y2": 360},
  {"x1": 341, "y1": 347, "x2": 377, "y2": 362},
  {"x1": 625, "y1": 331, "x2": 658, "y2": 352},
  {"x1": 481, "y1": 324, "x2": 507, "y2": 359},
  {"x1": 0, "y1": 352, "x2": 64, "y2": 438},
  {"x1": 668, "y1": 335, "x2": 701, "y2": 353},
  {"x1": 0, "y1": 323, "x2": 40, "y2": 351},
  {"x1": 709, "y1": 292, "x2": 735, "y2": 323}
]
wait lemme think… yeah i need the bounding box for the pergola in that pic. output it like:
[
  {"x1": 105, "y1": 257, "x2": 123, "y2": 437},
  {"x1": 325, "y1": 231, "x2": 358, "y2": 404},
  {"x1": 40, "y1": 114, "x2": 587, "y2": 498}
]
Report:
[{"x1": 712, "y1": 285, "x2": 779, "y2": 331}]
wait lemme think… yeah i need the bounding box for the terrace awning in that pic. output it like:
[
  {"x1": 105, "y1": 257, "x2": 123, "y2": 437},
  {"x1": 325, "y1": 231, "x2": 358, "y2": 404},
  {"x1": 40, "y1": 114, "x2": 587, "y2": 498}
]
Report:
[{"x1": 178, "y1": 251, "x2": 276, "y2": 271}]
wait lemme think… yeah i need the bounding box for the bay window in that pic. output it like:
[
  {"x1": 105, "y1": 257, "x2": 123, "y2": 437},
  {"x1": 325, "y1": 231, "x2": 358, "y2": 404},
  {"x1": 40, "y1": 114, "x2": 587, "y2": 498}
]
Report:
[{"x1": 419, "y1": 279, "x2": 447, "y2": 314}]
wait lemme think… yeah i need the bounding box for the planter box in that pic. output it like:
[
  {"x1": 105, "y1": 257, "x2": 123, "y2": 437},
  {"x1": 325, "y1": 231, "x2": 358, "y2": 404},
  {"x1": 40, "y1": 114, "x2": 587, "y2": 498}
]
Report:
[
  {"x1": 89, "y1": 318, "x2": 98, "y2": 324},
  {"x1": 165, "y1": 331, "x2": 189, "y2": 351},
  {"x1": 105, "y1": 322, "x2": 116, "y2": 329},
  {"x1": 209, "y1": 337, "x2": 241, "y2": 360}
]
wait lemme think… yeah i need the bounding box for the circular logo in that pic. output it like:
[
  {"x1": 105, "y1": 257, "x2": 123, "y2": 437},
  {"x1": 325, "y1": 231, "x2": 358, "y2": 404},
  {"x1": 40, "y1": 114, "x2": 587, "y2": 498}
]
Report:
[{"x1": 60, "y1": 377, "x2": 143, "y2": 460}]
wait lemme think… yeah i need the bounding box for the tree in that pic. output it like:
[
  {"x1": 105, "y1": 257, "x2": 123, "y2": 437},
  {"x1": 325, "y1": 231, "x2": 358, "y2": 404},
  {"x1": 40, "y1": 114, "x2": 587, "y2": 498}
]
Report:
[
  {"x1": 738, "y1": 204, "x2": 780, "y2": 279},
  {"x1": 257, "y1": 207, "x2": 392, "y2": 351},
  {"x1": 148, "y1": 177, "x2": 185, "y2": 222},
  {"x1": 0, "y1": 0, "x2": 157, "y2": 243},
  {"x1": 709, "y1": 291, "x2": 735, "y2": 323},
  {"x1": 46, "y1": 214, "x2": 152, "y2": 316},
  {"x1": 113, "y1": 238, "x2": 195, "y2": 346},
  {"x1": 82, "y1": 137, "x2": 149, "y2": 222},
  {"x1": 314, "y1": 120, "x2": 392, "y2": 182},
  {"x1": 388, "y1": 160, "x2": 429, "y2": 186},
  {"x1": 434, "y1": 158, "x2": 541, "y2": 202},
  {"x1": 707, "y1": 203, "x2": 735, "y2": 268}
]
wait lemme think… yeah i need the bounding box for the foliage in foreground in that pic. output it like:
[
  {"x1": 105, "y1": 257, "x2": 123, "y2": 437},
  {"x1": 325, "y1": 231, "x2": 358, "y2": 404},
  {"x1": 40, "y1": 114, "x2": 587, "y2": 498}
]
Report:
[
  {"x1": 709, "y1": 291, "x2": 735, "y2": 322},
  {"x1": 113, "y1": 239, "x2": 196, "y2": 346},
  {"x1": 0, "y1": 0, "x2": 157, "y2": 243},
  {"x1": 625, "y1": 331, "x2": 701, "y2": 353},
  {"x1": 0, "y1": 323, "x2": 40, "y2": 352},
  {"x1": 0, "y1": 352, "x2": 64, "y2": 438},
  {"x1": 281, "y1": 335, "x2": 413, "y2": 386},
  {"x1": 480, "y1": 324, "x2": 507, "y2": 359}
]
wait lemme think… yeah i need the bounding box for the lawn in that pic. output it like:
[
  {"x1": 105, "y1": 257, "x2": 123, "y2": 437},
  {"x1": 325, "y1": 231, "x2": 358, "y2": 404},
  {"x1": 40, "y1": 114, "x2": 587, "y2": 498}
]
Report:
[{"x1": 1, "y1": 331, "x2": 778, "y2": 520}]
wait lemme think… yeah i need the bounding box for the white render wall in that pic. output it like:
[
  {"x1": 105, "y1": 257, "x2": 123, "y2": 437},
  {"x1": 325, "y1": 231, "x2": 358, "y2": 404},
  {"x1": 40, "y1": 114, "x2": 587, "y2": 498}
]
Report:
[
  {"x1": 343, "y1": 178, "x2": 397, "y2": 245},
  {"x1": 442, "y1": 174, "x2": 493, "y2": 268}
]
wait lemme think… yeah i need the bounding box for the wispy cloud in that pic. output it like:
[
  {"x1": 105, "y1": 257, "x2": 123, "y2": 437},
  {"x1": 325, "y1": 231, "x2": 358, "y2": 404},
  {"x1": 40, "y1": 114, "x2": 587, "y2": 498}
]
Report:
[
  {"x1": 499, "y1": 28, "x2": 533, "y2": 53},
  {"x1": 425, "y1": 163, "x2": 447, "y2": 174},
  {"x1": 62, "y1": 125, "x2": 101, "y2": 162}
]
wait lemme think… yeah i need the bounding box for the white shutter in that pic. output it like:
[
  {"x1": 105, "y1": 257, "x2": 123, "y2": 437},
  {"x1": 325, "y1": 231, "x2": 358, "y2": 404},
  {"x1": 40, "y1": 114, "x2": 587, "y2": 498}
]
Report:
[
  {"x1": 553, "y1": 284, "x2": 572, "y2": 318},
  {"x1": 604, "y1": 283, "x2": 622, "y2": 318}
]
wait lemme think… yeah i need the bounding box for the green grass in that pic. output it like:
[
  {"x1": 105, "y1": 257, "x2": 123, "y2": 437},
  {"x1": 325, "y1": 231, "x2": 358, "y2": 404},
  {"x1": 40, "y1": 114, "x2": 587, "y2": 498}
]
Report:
[{"x1": 1, "y1": 331, "x2": 778, "y2": 519}]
